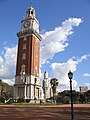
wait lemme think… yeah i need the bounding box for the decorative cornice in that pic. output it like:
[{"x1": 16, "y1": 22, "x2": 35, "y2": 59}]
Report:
[
  {"x1": 17, "y1": 29, "x2": 42, "y2": 41},
  {"x1": 14, "y1": 83, "x2": 41, "y2": 87}
]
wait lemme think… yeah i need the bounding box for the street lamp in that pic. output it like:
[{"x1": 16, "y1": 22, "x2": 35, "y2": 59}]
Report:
[{"x1": 68, "y1": 71, "x2": 74, "y2": 120}]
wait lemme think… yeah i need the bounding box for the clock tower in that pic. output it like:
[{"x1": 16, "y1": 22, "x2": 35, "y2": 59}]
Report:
[{"x1": 14, "y1": 5, "x2": 42, "y2": 100}]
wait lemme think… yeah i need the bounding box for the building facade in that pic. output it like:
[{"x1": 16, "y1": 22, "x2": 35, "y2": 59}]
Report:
[
  {"x1": 14, "y1": 5, "x2": 43, "y2": 100},
  {"x1": 79, "y1": 86, "x2": 88, "y2": 92}
]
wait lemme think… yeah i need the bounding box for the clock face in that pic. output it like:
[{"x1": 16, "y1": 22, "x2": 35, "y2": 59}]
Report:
[{"x1": 23, "y1": 21, "x2": 30, "y2": 28}]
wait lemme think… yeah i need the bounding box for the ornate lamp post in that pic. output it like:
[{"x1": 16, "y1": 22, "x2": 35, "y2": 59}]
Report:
[{"x1": 68, "y1": 71, "x2": 74, "y2": 120}]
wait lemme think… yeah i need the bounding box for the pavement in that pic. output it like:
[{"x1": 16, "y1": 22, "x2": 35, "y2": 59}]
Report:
[{"x1": 0, "y1": 104, "x2": 90, "y2": 120}]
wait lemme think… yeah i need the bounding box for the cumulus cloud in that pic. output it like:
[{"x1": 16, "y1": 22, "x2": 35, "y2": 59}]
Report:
[
  {"x1": 83, "y1": 73, "x2": 90, "y2": 77},
  {"x1": 0, "y1": 17, "x2": 84, "y2": 88},
  {"x1": 77, "y1": 54, "x2": 90, "y2": 63},
  {"x1": 0, "y1": 45, "x2": 17, "y2": 81},
  {"x1": 51, "y1": 55, "x2": 90, "y2": 92},
  {"x1": 4, "y1": 46, "x2": 17, "y2": 70},
  {"x1": 41, "y1": 18, "x2": 83, "y2": 64}
]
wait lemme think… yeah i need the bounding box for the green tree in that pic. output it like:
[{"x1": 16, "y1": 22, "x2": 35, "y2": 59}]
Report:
[
  {"x1": 50, "y1": 78, "x2": 58, "y2": 102},
  {"x1": 85, "y1": 90, "x2": 90, "y2": 103},
  {"x1": 79, "y1": 93, "x2": 85, "y2": 103},
  {"x1": 0, "y1": 80, "x2": 14, "y2": 103}
]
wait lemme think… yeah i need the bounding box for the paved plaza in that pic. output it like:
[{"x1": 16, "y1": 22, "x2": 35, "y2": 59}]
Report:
[{"x1": 0, "y1": 104, "x2": 90, "y2": 120}]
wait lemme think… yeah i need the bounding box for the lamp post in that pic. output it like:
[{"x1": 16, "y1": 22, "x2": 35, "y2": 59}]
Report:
[{"x1": 68, "y1": 71, "x2": 74, "y2": 120}]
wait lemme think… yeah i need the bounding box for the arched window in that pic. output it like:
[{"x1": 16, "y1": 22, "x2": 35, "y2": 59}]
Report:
[{"x1": 21, "y1": 64, "x2": 25, "y2": 72}]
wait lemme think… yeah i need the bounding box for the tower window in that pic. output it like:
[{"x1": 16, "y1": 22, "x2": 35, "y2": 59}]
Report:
[
  {"x1": 24, "y1": 36, "x2": 27, "y2": 41},
  {"x1": 31, "y1": 11, "x2": 33, "y2": 15},
  {"x1": 21, "y1": 64, "x2": 25, "y2": 72},
  {"x1": 23, "y1": 44, "x2": 26, "y2": 49},
  {"x1": 35, "y1": 55, "x2": 38, "y2": 62},
  {"x1": 35, "y1": 66, "x2": 37, "y2": 70},
  {"x1": 22, "y1": 53, "x2": 26, "y2": 60},
  {"x1": 29, "y1": 10, "x2": 30, "y2": 16},
  {"x1": 36, "y1": 45, "x2": 38, "y2": 54},
  {"x1": 35, "y1": 78, "x2": 37, "y2": 83}
]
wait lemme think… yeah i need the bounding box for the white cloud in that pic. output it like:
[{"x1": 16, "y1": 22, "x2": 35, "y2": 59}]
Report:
[
  {"x1": 77, "y1": 54, "x2": 90, "y2": 63},
  {"x1": 4, "y1": 46, "x2": 17, "y2": 70},
  {"x1": 0, "y1": 45, "x2": 17, "y2": 82},
  {"x1": 0, "y1": 17, "x2": 84, "y2": 87},
  {"x1": 83, "y1": 73, "x2": 90, "y2": 77},
  {"x1": 51, "y1": 55, "x2": 90, "y2": 92},
  {"x1": 41, "y1": 18, "x2": 83, "y2": 64}
]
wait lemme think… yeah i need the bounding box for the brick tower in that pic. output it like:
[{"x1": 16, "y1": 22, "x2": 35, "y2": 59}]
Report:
[{"x1": 14, "y1": 5, "x2": 42, "y2": 100}]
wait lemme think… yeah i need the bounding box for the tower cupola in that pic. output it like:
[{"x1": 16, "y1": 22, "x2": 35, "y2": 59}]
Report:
[
  {"x1": 20, "y1": 4, "x2": 39, "y2": 33},
  {"x1": 26, "y1": 7, "x2": 36, "y2": 18}
]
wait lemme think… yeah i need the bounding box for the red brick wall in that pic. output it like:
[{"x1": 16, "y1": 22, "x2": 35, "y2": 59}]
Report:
[{"x1": 16, "y1": 35, "x2": 40, "y2": 76}]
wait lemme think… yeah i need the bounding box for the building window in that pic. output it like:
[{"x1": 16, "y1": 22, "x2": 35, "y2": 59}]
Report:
[
  {"x1": 23, "y1": 44, "x2": 26, "y2": 49},
  {"x1": 24, "y1": 36, "x2": 27, "y2": 41},
  {"x1": 22, "y1": 53, "x2": 26, "y2": 60},
  {"x1": 36, "y1": 46, "x2": 38, "y2": 53},
  {"x1": 21, "y1": 64, "x2": 25, "y2": 72},
  {"x1": 35, "y1": 55, "x2": 38, "y2": 61},
  {"x1": 35, "y1": 78, "x2": 37, "y2": 83},
  {"x1": 35, "y1": 66, "x2": 37, "y2": 71},
  {"x1": 31, "y1": 11, "x2": 33, "y2": 15}
]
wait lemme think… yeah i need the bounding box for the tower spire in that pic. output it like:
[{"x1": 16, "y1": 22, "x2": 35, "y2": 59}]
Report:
[{"x1": 30, "y1": 0, "x2": 33, "y2": 7}]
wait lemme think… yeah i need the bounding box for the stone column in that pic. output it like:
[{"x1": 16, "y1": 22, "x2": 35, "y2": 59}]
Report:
[{"x1": 24, "y1": 83, "x2": 27, "y2": 100}]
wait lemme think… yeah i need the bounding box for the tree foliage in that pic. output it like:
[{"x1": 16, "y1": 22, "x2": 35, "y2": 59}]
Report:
[
  {"x1": 57, "y1": 90, "x2": 90, "y2": 104},
  {"x1": 50, "y1": 78, "x2": 58, "y2": 102},
  {"x1": 0, "y1": 79, "x2": 14, "y2": 103}
]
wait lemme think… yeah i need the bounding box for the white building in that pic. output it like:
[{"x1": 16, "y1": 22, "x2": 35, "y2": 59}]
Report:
[{"x1": 43, "y1": 71, "x2": 52, "y2": 99}]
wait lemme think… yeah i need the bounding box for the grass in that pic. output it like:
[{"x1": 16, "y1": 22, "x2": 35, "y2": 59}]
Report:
[{"x1": 0, "y1": 102, "x2": 63, "y2": 106}]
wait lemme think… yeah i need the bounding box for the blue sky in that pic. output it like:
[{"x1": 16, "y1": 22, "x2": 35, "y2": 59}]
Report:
[{"x1": 0, "y1": 0, "x2": 90, "y2": 91}]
